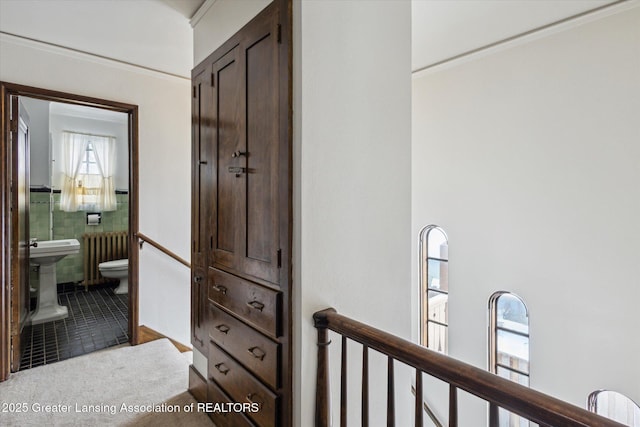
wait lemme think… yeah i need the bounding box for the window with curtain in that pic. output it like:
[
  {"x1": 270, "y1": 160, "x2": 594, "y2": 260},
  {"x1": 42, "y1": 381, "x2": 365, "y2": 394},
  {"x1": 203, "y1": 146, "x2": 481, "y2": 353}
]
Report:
[
  {"x1": 60, "y1": 131, "x2": 117, "y2": 212},
  {"x1": 419, "y1": 225, "x2": 448, "y2": 353},
  {"x1": 489, "y1": 291, "x2": 530, "y2": 427}
]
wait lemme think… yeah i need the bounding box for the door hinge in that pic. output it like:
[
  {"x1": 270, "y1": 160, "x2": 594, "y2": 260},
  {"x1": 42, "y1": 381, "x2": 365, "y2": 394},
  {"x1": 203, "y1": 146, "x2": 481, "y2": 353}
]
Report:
[
  {"x1": 211, "y1": 73, "x2": 215, "y2": 87},
  {"x1": 192, "y1": 86, "x2": 196, "y2": 98},
  {"x1": 277, "y1": 249, "x2": 282, "y2": 268},
  {"x1": 277, "y1": 24, "x2": 282, "y2": 44}
]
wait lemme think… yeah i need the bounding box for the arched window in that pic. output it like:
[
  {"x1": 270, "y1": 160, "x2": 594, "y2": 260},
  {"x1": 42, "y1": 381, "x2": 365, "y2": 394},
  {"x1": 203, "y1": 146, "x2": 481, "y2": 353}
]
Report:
[
  {"x1": 588, "y1": 390, "x2": 640, "y2": 426},
  {"x1": 489, "y1": 292, "x2": 530, "y2": 426},
  {"x1": 419, "y1": 225, "x2": 448, "y2": 353}
]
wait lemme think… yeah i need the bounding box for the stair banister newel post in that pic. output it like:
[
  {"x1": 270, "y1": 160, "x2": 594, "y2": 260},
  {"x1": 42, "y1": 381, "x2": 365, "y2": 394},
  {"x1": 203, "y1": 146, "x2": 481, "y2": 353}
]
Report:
[{"x1": 314, "y1": 308, "x2": 335, "y2": 427}]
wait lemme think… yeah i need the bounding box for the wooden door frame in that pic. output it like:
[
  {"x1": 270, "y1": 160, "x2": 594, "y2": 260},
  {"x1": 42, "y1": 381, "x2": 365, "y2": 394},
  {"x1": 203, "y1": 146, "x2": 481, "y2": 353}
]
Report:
[{"x1": 0, "y1": 82, "x2": 140, "y2": 381}]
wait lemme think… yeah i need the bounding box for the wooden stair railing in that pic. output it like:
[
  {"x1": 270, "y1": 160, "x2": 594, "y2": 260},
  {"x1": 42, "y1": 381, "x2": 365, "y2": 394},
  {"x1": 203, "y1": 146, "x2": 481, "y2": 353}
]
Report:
[
  {"x1": 136, "y1": 232, "x2": 190, "y2": 269},
  {"x1": 314, "y1": 308, "x2": 626, "y2": 427}
]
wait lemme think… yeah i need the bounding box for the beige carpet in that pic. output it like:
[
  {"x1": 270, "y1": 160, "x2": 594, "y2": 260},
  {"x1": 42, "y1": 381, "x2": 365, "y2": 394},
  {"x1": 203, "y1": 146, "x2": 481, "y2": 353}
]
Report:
[
  {"x1": 124, "y1": 391, "x2": 213, "y2": 427},
  {"x1": 0, "y1": 339, "x2": 214, "y2": 426}
]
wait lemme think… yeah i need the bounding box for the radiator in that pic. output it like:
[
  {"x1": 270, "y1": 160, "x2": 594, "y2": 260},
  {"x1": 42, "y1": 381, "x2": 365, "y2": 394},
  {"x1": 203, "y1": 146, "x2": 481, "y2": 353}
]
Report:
[{"x1": 83, "y1": 231, "x2": 128, "y2": 289}]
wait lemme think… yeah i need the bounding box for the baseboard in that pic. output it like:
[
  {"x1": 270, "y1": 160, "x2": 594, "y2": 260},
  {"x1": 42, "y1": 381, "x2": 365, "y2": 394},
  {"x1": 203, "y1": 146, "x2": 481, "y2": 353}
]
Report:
[
  {"x1": 138, "y1": 325, "x2": 191, "y2": 353},
  {"x1": 189, "y1": 364, "x2": 207, "y2": 403}
]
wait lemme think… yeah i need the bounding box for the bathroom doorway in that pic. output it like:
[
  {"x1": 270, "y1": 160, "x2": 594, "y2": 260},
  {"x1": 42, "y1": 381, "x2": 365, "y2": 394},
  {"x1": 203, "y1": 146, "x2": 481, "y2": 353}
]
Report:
[{"x1": 0, "y1": 82, "x2": 140, "y2": 379}]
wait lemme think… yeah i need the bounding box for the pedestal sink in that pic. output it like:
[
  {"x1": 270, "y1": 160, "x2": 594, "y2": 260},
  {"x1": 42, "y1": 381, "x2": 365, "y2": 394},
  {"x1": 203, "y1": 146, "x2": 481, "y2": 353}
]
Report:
[{"x1": 29, "y1": 239, "x2": 80, "y2": 325}]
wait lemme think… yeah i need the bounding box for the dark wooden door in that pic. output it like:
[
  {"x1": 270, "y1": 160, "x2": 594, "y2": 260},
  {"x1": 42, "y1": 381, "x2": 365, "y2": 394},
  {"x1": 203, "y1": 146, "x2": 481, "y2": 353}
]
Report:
[
  {"x1": 240, "y1": 7, "x2": 281, "y2": 286},
  {"x1": 212, "y1": 46, "x2": 243, "y2": 272},
  {"x1": 209, "y1": 6, "x2": 282, "y2": 287},
  {"x1": 191, "y1": 65, "x2": 214, "y2": 354},
  {"x1": 191, "y1": 2, "x2": 292, "y2": 425},
  {"x1": 10, "y1": 98, "x2": 31, "y2": 371}
]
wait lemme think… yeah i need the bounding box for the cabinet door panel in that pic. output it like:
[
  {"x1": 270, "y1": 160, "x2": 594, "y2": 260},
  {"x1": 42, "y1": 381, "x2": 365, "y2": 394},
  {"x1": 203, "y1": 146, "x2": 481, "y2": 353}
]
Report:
[
  {"x1": 192, "y1": 66, "x2": 214, "y2": 268},
  {"x1": 213, "y1": 46, "x2": 243, "y2": 269},
  {"x1": 191, "y1": 66, "x2": 213, "y2": 355},
  {"x1": 191, "y1": 266, "x2": 207, "y2": 353},
  {"x1": 242, "y1": 10, "x2": 280, "y2": 285}
]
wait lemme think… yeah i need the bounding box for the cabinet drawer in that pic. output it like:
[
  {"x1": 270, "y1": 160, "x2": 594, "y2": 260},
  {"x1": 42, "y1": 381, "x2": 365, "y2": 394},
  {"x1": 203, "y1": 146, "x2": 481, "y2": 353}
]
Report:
[
  {"x1": 209, "y1": 304, "x2": 280, "y2": 389},
  {"x1": 207, "y1": 379, "x2": 256, "y2": 427},
  {"x1": 209, "y1": 343, "x2": 278, "y2": 427},
  {"x1": 208, "y1": 268, "x2": 281, "y2": 338}
]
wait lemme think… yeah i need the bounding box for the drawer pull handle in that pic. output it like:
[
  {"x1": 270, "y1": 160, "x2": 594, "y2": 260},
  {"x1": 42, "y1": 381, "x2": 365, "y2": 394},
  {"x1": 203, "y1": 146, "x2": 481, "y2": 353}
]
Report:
[
  {"x1": 246, "y1": 393, "x2": 262, "y2": 407},
  {"x1": 215, "y1": 324, "x2": 230, "y2": 334},
  {"x1": 247, "y1": 300, "x2": 265, "y2": 312},
  {"x1": 212, "y1": 284, "x2": 227, "y2": 294},
  {"x1": 248, "y1": 346, "x2": 266, "y2": 360},
  {"x1": 214, "y1": 363, "x2": 230, "y2": 375}
]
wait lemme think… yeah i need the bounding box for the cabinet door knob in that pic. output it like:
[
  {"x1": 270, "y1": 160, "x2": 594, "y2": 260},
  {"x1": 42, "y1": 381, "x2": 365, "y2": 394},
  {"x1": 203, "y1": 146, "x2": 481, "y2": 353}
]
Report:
[
  {"x1": 214, "y1": 363, "x2": 230, "y2": 375},
  {"x1": 193, "y1": 275, "x2": 203, "y2": 283},
  {"x1": 246, "y1": 300, "x2": 265, "y2": 312},
  {"x1": 215, "y1": 324, "x2": 230, "y2": 334},
  {"x1": 246, "y1": 393, "x2": 262, "y2": 406},
  {"x1": 248, "y1": 346, "x2": 266, "y2": 360},
  {"x1": 212, "y1": 284, "x2": 227, "y2": 294},
  {"x1": 228, "y1": 166, "x2": 246, "y2": 177}
]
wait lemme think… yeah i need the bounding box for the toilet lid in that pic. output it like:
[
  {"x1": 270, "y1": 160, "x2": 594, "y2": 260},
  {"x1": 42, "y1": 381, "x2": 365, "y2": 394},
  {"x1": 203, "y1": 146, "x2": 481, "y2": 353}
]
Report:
[{"x1": 99, "y1": 259, "x2": 128, "y2": 270}]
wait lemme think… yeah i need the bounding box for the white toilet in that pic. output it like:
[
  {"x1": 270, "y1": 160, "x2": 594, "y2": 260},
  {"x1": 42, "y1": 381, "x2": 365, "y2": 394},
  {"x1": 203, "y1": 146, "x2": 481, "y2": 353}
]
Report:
[{"x1": 98, "y1": 259, "x2": 129, "y2": 294}]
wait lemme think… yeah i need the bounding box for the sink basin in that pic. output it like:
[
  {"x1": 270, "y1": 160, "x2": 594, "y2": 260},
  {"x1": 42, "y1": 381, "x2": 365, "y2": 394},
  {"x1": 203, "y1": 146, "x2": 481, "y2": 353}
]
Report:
[
  {"x1": 29, "y1": 239, "x2": 80, "y2": 325},
  {"x1": 30, "y1": 239, "x2": 80, "y2": 265}
]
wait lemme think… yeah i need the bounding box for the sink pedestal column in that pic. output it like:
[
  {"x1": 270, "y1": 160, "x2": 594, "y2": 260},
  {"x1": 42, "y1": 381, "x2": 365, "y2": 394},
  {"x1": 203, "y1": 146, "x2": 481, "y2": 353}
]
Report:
[{"x1": 31, "y1": 263, "x2": 68, "y2": 325}]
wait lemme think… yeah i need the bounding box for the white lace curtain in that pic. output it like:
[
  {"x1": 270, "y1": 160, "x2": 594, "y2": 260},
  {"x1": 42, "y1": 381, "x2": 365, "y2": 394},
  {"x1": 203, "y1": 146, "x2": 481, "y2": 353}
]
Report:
[{"x1": 60, "y1": 131, "x2": 117, "y2": 212}]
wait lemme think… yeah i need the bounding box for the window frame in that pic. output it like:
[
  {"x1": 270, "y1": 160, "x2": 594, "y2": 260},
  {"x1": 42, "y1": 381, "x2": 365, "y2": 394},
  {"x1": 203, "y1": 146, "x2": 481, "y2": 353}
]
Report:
[
  {"x1": 419, "y1": 225, "x2": 449, "y2": 352},
  {"x1": 489, "y1": 291, "x2": 531, "y2": 426}
]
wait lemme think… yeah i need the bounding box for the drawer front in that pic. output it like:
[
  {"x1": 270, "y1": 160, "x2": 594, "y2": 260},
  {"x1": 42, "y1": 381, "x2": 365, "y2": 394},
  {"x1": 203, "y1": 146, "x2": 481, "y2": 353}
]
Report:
[
  {"x1": 208, "y1": 267, "x2": 281, "y2": 337},
  {"x1": 209, "y1": 304, "x2": 280, "y2": 389},
  {"x1": 209, "y1": 343, "x2": 278, "y2": 427},
  {"x1": 207, "y1": 379, "x2": 256, "y2": 427}
]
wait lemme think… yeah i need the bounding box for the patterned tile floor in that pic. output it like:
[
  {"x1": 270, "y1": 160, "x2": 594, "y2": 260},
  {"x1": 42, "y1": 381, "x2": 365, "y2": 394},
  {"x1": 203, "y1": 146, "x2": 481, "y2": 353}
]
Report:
[{"x1": 18, "y1": 285, "x2": 129, "y2": 371}]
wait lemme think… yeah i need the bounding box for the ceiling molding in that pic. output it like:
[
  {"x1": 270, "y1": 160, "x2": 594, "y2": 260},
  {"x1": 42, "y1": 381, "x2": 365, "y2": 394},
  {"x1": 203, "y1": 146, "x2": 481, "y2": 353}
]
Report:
[
  {"x1": 413, "y1": 0, "x2": 638, "y2": 77},
  {"x1": 0, "y1": 32, "x2": 190, "y2": 82},
  {"x1": 190, "y1": 0, "x2": 218, "y2": 28}
]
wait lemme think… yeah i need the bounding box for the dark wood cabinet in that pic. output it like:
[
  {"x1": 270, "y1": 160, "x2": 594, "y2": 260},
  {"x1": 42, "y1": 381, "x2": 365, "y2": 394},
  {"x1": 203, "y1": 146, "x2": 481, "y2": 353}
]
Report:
[
  {"x1": 191, "y1": 62, "x2": 214, "y2": 356},
  {"x1": 191, "y1": 2, "x2": 291, "y2": 426}
]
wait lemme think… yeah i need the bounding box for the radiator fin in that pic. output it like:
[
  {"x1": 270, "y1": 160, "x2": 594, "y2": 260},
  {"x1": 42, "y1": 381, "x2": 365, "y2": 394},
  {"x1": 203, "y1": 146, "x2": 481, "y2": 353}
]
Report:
[{"x1": 83, "y1": 231, "x2": 128, "y2": 289}]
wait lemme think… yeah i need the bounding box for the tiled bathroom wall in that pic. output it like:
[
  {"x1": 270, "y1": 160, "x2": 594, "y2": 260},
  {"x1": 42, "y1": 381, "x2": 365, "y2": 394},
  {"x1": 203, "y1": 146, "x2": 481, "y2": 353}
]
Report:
[{"x1": 29, "y1": 190, "x2": 129, "y2": 285}]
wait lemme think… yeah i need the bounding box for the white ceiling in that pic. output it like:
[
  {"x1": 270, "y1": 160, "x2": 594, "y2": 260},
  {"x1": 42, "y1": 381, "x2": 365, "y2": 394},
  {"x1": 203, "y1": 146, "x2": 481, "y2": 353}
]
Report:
[{"x1": 412, "y1": 0, "x2": 617, "y2": 71}]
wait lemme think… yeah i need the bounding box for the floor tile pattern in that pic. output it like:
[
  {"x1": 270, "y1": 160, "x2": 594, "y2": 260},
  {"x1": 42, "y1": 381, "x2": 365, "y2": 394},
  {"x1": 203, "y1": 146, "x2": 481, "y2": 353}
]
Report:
[{"x1": 18, "y1": 285, "x2": 128, "y2": 370}]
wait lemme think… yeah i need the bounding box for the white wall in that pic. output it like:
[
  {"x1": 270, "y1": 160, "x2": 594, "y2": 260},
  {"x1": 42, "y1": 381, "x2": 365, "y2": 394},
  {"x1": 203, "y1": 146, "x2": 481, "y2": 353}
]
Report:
[
  {"x1": 297, "y1": 1, "x2": 412, "y2": 425},
  {"x1": 1, "y1": 16, "x2": 192, "y2": 345},
  {"x1": 412, "y1": 4, "x2": 640, "y2": 421},
  {"x1": 192, "y1": 0, "x2": 271, "y2": 65},
  {"x1": 0, "y1": 0, "x2": 192, "y2": 77}
]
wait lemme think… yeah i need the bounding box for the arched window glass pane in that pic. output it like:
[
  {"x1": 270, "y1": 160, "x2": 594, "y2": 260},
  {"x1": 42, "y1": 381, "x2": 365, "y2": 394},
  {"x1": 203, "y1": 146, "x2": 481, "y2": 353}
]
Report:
[
  {"x1": 490, "y1": 292, "x2": 530, "y2": 427},
  {"x1": 420, "y1": 225, "x2": 448, "y2": 353},
  {"x1": 588, "y1": 390, "x2": 640, "y2": 426}
]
